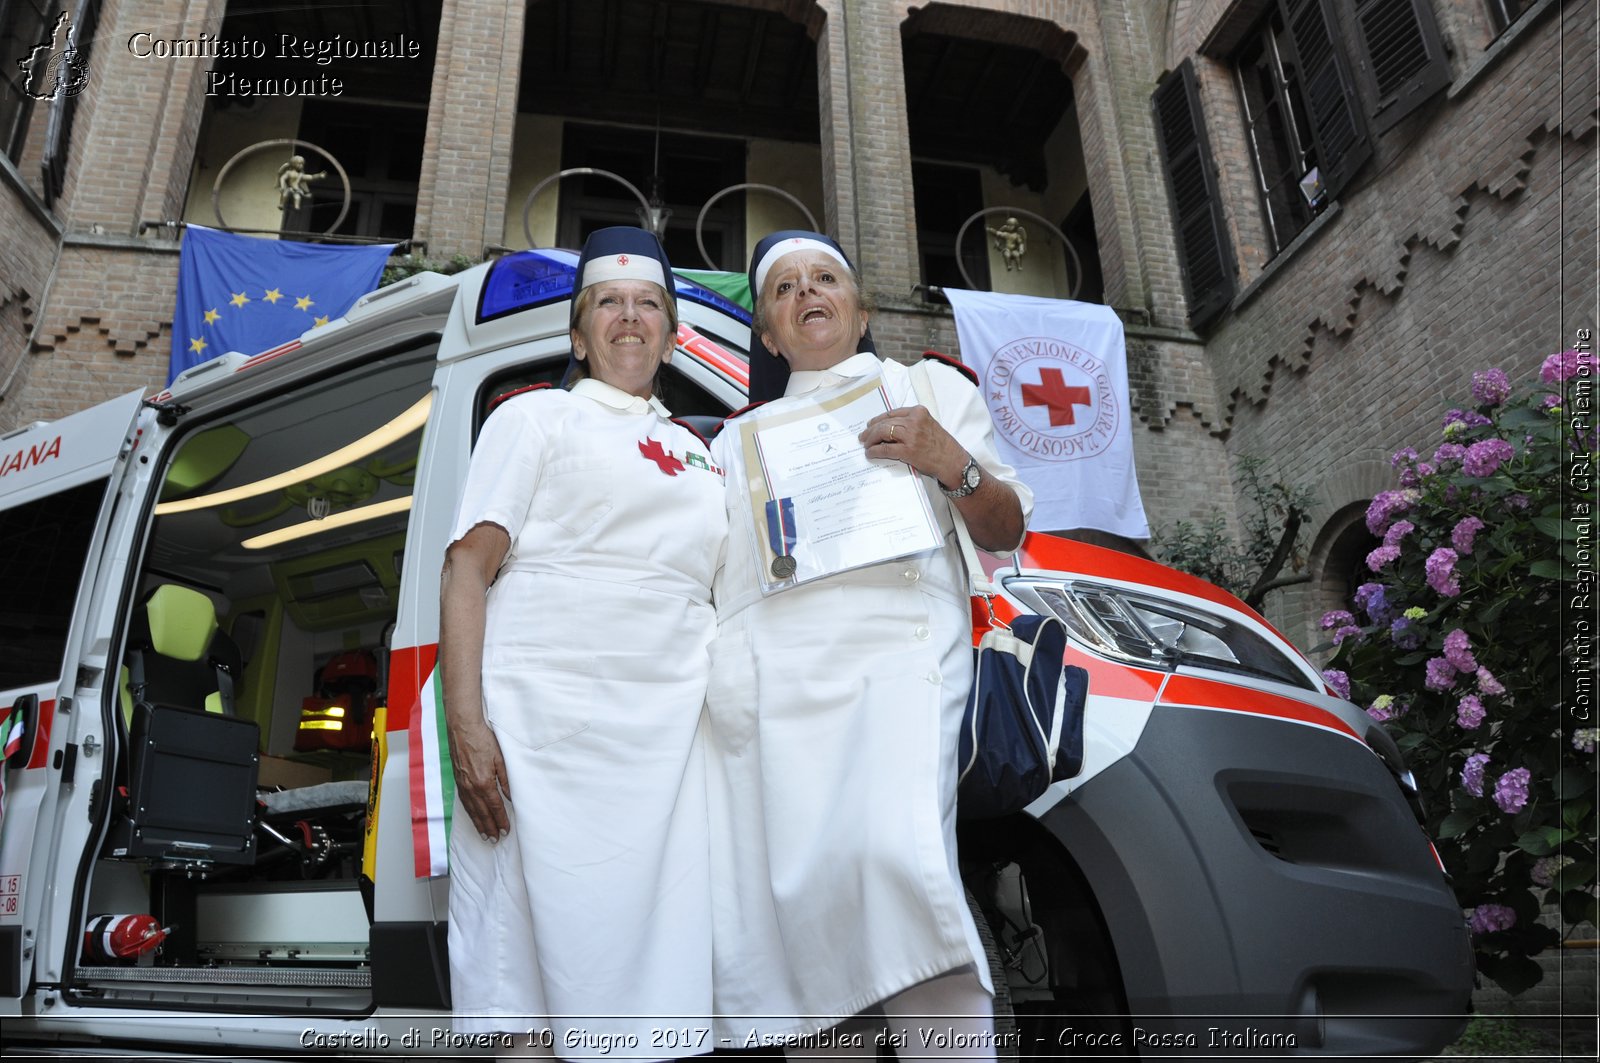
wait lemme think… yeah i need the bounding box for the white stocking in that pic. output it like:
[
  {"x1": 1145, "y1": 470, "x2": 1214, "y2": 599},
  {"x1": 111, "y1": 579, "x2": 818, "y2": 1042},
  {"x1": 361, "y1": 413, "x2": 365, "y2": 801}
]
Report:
[{"x1": 882, "y1": 968, "x2": 996, "y2": 1062}]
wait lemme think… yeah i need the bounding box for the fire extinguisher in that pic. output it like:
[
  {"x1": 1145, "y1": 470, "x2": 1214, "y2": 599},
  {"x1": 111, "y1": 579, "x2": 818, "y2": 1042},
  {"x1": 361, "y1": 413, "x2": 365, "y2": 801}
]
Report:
[{"x1": 82, "y1": 914, "x2": 169, "y2": 962}]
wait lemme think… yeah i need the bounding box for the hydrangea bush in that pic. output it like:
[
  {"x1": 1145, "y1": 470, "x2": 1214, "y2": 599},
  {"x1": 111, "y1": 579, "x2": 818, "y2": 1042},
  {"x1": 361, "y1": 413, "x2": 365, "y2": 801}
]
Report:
[{"x1": 1322, "y1": 352, "x2": 1597, "y2": 995}]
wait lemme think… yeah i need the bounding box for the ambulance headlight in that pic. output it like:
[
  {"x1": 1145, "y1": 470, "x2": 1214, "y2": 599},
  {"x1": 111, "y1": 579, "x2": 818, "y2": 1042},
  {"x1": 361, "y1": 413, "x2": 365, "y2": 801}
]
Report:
[{"x1": 1019, "y1": 580, "x2": 1316, "y2": 691}]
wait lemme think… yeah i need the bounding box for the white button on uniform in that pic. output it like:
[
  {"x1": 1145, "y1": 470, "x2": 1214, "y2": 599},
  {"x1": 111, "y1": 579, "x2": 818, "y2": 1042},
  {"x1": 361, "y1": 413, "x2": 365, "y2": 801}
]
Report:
[
  {"x1": 914, "y1": 625, "x2": 930, "y2": 640},
  {"x1": 902, "y1": 566, "x2": 920, "y2": 583},
  {"x1": 925, "y1": 671, "x2": 941, "y2": 685}
]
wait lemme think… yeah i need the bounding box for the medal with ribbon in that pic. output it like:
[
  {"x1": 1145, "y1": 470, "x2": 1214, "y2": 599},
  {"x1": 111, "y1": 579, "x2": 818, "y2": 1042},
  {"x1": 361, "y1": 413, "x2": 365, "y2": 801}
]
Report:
[{"x1": 765, "y1": 497, "x2": 798, "y2": 579}]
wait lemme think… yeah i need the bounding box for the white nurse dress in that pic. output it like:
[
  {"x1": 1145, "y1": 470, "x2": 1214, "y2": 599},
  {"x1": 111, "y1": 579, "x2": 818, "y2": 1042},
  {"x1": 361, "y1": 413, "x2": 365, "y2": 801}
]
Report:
[
  {"x1": 446, "y1": 379, "x2": 726, "y2": 1056},
  {"x1": 705, "y1": 354, "x2": 1033, "y2": 1042}
]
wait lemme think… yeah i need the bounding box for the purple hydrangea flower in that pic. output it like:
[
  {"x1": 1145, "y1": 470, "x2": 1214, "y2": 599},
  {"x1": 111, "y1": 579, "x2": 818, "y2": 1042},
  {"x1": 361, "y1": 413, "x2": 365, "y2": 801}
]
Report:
[
  {"x1": 1507, "y1": 493, "x2": 1532, "y2": 511},
  {"x1": 1424, "y1": 656, "x2": 1458, "y2": 691},
  {"x1": 1322, "y1": 669, "x2": 1351, "y2": 701},
  {"x1": 1365, "y1": 490, "x2": 1416, "y2": 536},
  {"x1": 1456, "y1": 694, "x2": 1486, "y2": 730},
  {"x1": 1432, "y1": 442, "x2": 1467, "y2": 467},
  {"x1": 1367, "y1": 544, "x2": 1402, "y2": 572},
  {"x1": 1463, "y1": 438, "x2": 1515, "y2": 477},
  {"x1": 1471, "y1": 368, "x2": 1512, "y2": 407},
  {"x1": 1469, "y1": 903, "x2": 1516, "y2": 935},
  {"x1": 1426, "y1": 547, "x2": 1462, "y2": 597},
  {"x1": 1461, "y1": 752, "x2": 1490, "y2": 797},
  {"x1": 1574, "y1": 728, "x2": 1600, "y2": 754},
  {"x1": 1451, "y1": 516, "x2": 1485, "y2": 556},
  {"x1": 1477, "y1": 667, "x2": 1505, "y2": 697},
  {"x1": 1390, "y1": 447, "x2": 1418, "y2": 469},
  {"x1": 1354, "y1": 582, "x2": 1394, "y2": 624},
  {"x1": 1443, "y1": 629, "x2": 1478, "y2": 673},
  {"x1": 1367, "y1": 694, "x2": 1403, "y2": 723},
  {"x1": 1319, "y1": 610, "x2": 1361, "y2": 646},
  {"x1": 1531, "y1": 855, "x2": 1574, "y2": 887},
  {"x1": 1383, "y1": 520, "x2": 1415, "y2": 548},
  {"x1": 1443, "y1": 408, "x2": 1493, "y2": 435},
  {"x1": 1390, "y1": 616, "x2": 1423, "y2": 650},
  {"x1": 1493, "y1": 767, "x2": 1531, "y2": 813},
  {"x1": 1541, "y1": 350, "x2": 1599, "y2": 384},
  {"x1": 1542, "y1": 393, "x2": 1563, "y2": 412}
]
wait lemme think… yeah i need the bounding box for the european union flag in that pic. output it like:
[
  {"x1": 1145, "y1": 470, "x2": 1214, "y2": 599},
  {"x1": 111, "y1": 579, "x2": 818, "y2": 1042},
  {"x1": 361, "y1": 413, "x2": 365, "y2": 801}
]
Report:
[{"x1": 169, "y1": 225, "x2": 396, "y2": 384}]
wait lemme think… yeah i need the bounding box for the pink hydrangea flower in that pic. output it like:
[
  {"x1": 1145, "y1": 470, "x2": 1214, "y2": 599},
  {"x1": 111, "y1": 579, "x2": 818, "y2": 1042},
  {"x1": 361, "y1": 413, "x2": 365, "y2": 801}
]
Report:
[
  {"x1": 1425, "y1": 656, "x2": 1458, "y2": 691},
  {"x1": 1367, "y1": 694, "x2": 1404, "y2": 723},
  {"x1": 1426, "y1": 547, "x2": 1461, "y2": 597},
  {"x1": 1463, "y1": 438, "x2": 1515, "y2": 477},
  {"x1": 1451, "y1": 516, "x2": 1485, "y2": 555},
  {"x1": 1493, "y1": 767, "x2": 1531, "y2": 813},
  {"x1": 1456, "y1": 694, "x2": 1485, "y2": 730},
  {"x1": 1461, "y1": 752, "x2": 1490, "y2": 797},
  {"x1": 1365, "y1": 490, "x2": 1415, "y2": 536},
  {"x1": 1469, "y1": 903, "x2": 1516, "y2": 935},
  {"x1": 1443, "y1": 629, "x2": 1477, "y2": 672},
  {"x1": 1319, "y1": 610, "x2": 1361, "y2": 645},
  {"x1": 1477, "y1": 667, "x2": 1505, "y2": 697},
  {"x1": 1367, "y1": 544, "x2": 1402, "y2": 572},
  {"x1": 1432, "y1": 442, "x2": 1466, "y2": 467},
  {"x1": 1383, "y1": 520, "x2": 1415, "y2": 548},
  {"x1": 1541, "y1": 350, "x2": 1598, "y2": 384},
  {"x1": 1471, "y1": 368, "x2": 1511, "y2": 407},
  {"x1": 1322, "y1": 669, "x2": 1351, "y2": 701}
]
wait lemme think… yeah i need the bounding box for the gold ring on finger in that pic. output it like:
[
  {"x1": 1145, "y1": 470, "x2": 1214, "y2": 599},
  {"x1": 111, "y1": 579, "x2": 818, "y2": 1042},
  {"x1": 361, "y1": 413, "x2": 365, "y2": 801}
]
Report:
[{"x1": 888, "y1": 424, "x2": 897, "y2": 443}]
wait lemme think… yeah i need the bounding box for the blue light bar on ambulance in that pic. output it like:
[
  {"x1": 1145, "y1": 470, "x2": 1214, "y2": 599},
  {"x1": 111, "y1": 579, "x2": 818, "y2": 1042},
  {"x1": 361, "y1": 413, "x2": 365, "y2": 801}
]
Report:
[{"x1": 477, "y1": 248, "x2": 753, "y2": 326}]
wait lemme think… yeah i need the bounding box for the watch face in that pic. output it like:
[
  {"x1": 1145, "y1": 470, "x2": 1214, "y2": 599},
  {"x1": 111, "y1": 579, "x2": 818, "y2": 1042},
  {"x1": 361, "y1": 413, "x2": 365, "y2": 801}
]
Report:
[{"x1": 964, "y1": 461, "x2": 981, "y2": 489}]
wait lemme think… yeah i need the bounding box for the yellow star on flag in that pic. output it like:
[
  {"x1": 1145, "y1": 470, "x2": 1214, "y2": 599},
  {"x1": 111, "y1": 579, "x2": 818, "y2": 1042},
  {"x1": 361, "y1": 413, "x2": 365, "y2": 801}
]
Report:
[
  {"x1": 203, "y1": 308, "x2": 221, "y2": 325},
  {"x1": 189, "y1": 337, "x2": 207, "y2": 354},
  {"x1": 263, "y1": 288, "x2": 284, "y2": 304},
  {"x1": 313, "y1": 315, "x2": 330, "y2": 327},
  {"x1": 229, "y1": 291, "x2": 250, "y2": 307},
  {"x1": 295, "y1": 295, "x2": 314, "y2": 311}
]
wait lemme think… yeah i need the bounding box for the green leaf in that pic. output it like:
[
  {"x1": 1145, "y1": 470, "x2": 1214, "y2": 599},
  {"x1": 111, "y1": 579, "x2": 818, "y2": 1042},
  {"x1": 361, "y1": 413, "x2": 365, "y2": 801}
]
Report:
[
  {"x1": 1515, "y1": 827, "x2": 1569, "y2": 855},
  {"x1": 1554, "y1": 859, "x2": 1596, "y2": 892},
  {"x1": 1528, "y1": 559, "x2": 1568, "y2": 580},
  {"x1": 1481, "y1": 952, "x2": 1545, "y2": 996},
  {"x1": 1438, "y1": 809, "x2": 1479, "y2": 839},
  {"x1": 1531, "y1": 516, "x2": 1571, "y2": 540},
  {"x1": 1562, "y1": 799, "x2": 1593, "y2": 830}
]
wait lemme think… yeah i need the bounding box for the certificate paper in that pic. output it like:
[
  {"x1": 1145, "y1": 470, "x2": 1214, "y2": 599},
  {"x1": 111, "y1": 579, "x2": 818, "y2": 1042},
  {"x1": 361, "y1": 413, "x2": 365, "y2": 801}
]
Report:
[{"x1": 739, "y1": 372, "x2": 942, "y2": 592}]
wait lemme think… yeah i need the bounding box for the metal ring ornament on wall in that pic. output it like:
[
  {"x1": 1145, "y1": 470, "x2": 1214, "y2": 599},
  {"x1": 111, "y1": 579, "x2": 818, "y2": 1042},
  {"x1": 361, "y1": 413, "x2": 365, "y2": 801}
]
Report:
[
  {"x1": 954, "y1": 206, "x2": 1082, "y2": 300},
  {"x1": 212, "y1": 138, "x2": 353, "y2": 236},
  {"x1": 695, "y1": 183, "x2": 819, "y2": 269},
  {"x1": 521, "y1": 168, "x2": 654, "y2": 248}
]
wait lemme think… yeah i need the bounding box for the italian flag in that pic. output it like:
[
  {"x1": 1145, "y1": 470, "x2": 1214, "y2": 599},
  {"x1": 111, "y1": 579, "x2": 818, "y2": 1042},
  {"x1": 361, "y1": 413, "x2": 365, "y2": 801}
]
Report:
[{"x1": 408, "y1": 664, "x2": 454, "y2": 877}]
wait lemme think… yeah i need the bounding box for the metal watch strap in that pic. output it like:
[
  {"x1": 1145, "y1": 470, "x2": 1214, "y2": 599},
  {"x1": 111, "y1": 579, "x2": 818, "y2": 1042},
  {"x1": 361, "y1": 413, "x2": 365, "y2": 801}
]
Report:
[{"x1": 940, "y1": 456, "x2": 981, "y2": 499}]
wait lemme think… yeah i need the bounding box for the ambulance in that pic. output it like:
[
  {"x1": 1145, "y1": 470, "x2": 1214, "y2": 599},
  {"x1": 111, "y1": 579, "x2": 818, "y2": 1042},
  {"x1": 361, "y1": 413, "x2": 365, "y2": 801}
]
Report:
[{"x1": 0, "y1": 248, "x2": 1472, "y2": 1056}]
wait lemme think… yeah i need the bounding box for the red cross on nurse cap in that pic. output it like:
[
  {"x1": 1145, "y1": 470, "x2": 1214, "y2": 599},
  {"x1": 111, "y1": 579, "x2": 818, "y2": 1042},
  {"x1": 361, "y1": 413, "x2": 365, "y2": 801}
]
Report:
[{"x1": 573, "y1": 226, "x2": 674, "y2": 309}]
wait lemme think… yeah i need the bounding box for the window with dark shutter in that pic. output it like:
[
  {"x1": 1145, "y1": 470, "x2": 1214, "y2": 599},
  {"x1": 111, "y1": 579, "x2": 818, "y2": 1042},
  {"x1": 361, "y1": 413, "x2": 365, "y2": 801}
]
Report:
[
  {"x1": 1152, "y1": 60, "x2": 1237, "y2": 331},
  {"x1": 1349, "y1": 0, "x2": 1451, "y2": 134},
  {"x1": 1280, "y1": 0, "x2": 1371, "y2": 200}
]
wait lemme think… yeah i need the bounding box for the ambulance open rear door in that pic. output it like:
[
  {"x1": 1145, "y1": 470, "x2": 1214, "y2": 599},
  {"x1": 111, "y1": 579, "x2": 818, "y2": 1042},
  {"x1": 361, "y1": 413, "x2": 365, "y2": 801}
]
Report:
[{"x1": 0, "y1": 390, "x2": 149, "y2": 1005}]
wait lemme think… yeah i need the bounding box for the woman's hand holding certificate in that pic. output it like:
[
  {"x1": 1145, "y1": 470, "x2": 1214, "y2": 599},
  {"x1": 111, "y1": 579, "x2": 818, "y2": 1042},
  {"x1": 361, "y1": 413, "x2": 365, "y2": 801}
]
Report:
[{"x1": 739, "y1": 372, "x2": 941, "y2": 592}]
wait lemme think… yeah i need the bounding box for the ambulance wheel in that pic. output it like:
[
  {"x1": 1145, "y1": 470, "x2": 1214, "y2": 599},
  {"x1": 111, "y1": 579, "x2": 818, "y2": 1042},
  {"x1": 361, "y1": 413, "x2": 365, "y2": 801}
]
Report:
[{"x1": 966, "y1": 887, "x2": 1019, "y2": 1060}]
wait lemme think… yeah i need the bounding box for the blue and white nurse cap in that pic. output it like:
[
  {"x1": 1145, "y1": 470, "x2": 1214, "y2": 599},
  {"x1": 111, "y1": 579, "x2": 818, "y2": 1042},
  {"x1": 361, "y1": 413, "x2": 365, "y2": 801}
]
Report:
[
  {"x1": 746, "y1": 229, "x2": 875, "y2": 404},
  {"x1": 571, "y1": 226, "x2": 676, "y2": 323}
]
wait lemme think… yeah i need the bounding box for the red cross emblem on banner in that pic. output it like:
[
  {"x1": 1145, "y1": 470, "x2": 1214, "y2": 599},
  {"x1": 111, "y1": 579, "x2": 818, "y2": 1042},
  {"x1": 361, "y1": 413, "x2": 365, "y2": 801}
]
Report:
[
  {"x1": 639, "y1": 438, "x2": 684, "y2": 476},
  {"x1": 616, "y1": 254, "x2": 630, "y2": 266},
  {"x1": 1021, "y1": 368, "x2": 1093, "y2": 427}
]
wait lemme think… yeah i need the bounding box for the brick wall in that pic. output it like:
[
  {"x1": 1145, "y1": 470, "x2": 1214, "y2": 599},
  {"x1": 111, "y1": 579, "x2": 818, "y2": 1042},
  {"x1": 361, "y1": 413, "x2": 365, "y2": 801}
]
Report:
[
  {"x1": 0, "y1": 173, "x2": 62, "y2": 431},
  {"x1": 1173, "y1": 2, "x2": 1598, "y2": 645}
]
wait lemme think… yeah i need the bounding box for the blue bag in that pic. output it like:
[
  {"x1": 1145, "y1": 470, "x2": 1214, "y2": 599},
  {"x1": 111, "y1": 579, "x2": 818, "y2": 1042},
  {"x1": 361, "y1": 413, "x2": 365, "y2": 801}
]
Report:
[{"x1": 956, "y1": 614, "x2": 1088, "y2": 821}]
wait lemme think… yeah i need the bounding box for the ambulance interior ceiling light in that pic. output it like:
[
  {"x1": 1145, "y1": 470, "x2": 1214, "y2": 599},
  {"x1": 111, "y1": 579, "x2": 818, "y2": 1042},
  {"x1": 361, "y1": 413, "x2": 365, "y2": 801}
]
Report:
[
  {"x1": 241, "y1": 496, "x2": 413, "y2": 551},
  {"x1": 153, "y1": 393, "x2": 434, "y2": 517}
]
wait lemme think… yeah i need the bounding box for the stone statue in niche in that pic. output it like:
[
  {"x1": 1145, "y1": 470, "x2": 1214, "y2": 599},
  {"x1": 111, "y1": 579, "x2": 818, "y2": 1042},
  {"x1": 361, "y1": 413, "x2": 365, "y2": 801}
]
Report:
[
  {"x1": 275, "y1": 155, "x2": 328, "y2": 211},
  {"x1": 987, "y1": 216, "x2": 1028, "y2": 272}
]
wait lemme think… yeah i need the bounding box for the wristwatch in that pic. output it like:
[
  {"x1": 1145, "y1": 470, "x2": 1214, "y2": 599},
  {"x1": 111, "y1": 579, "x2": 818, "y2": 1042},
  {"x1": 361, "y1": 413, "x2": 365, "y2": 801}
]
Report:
[{"x1": 940, "y1": 456, "x2": 982, "y2": 499}]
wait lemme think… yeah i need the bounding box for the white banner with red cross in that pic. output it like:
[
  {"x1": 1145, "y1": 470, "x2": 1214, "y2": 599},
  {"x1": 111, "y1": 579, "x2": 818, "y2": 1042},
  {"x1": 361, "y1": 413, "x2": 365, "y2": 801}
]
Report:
[{"x1": 944, "y1": 289, "x2": 1149, "y2": 539}]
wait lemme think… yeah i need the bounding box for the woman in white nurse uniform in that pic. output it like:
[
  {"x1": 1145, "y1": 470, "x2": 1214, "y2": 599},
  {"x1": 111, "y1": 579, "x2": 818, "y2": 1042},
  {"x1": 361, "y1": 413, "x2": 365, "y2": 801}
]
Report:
[
  {"x1": 706, "y1": 231, "x2": 1033, "y2": 1057},
  {"x1": 441, "y1": 227, "x2": 725, "y2": 1058}
]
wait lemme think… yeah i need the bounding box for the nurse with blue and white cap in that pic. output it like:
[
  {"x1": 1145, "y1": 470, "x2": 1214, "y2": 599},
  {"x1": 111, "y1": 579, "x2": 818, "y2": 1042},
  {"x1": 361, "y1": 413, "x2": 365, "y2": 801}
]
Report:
[
  {"x1": 442, "y1": 226, "x2": 725, "y2": 1058},
  {"x1": 707, "y1": 230, "x2": 1032, "y2": 1058}
]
